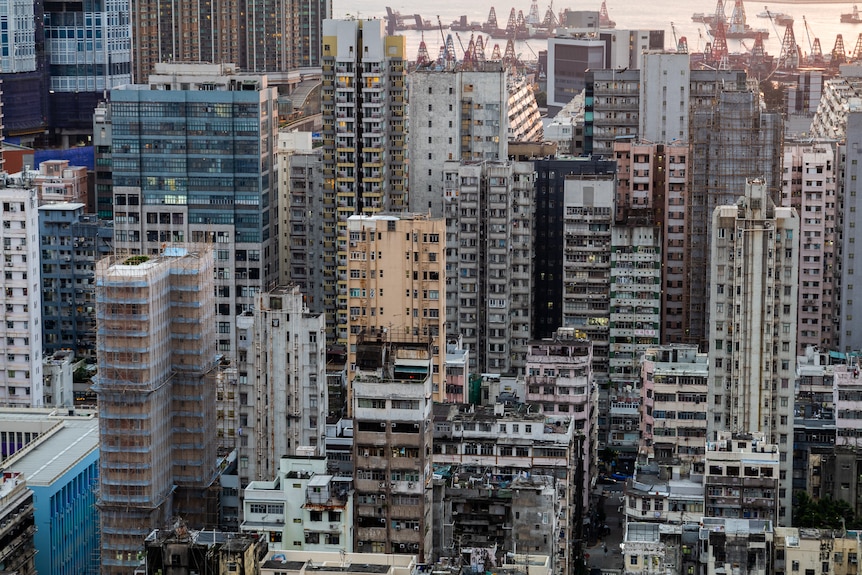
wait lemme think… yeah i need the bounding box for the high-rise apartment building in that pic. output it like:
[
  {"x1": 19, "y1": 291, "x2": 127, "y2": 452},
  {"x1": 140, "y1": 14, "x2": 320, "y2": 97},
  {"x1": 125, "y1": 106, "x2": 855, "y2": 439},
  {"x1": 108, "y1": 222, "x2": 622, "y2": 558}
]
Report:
[
  {"x1": 604, "y1": 140, "x2": 665, "y2": 467},
  {"x1": 0, "y1": 0, "x2": 48, "y2": 142},
  {"x1": 0, "y1": 186, "x2": 43, "y2": 407},
  {"x1": 781, "y1": 139, "x2": 839, "y2": 354},
  {"x1": 346, "y1": 214, "x2": 442, "y2": 559},
  {"x1": 610, "y1": 141, "x2": 663, "y2": 388},
  {"x1": 606, "y1": 225, "x2": 661, "y2": 467},
  {"x1": 345, "y1": 214, "x2": 446, "y2": 400},
  {"x1": 103, "y1": 63, "x2": 279, "y2": 357},
  {"x1": 408, "y1": 65, "x2": 508, "y2": 217},
  {"x1": 95, "y1": 249, "x2": 218, "y2": 574},
  {"x1": 561, "y1": 174, "x2": 614, "y2": 384},
  {"x1": 0, "y1": 0, "x2": 132, "y2": 144},
  {"x1": 637, "y1": 52, "x2": 690, "y2": 144},
  {"x1": 321, "y1": 19, "x2": 406, "y2": 342},
  {"x1": 44, "y1": 0, "x2": 132, "y2": 143},
  {"x1": 39, "y1": 203, "x2": 113, "y2": 359},
  {"x1": 613, "y1": 140, "x2": 691, "y2": 344},
  {"x1": 291, "y1": 0, "x2": 331, "y2": 67},
  {"x1": 532, "y1": 156, "x2": 616, "y2": 340},
  {"x1": 277, "y1": 132, "x2": 325, "y2": 308},
  {"x1": 234, "y1": 285, "x2": 326, "y2": 486},
  {"x1": 442, "y1": 160, "x2": 534, "y2": 374},
  {"x1": 707, "y1": 179, "x2": 798, "y2": 525},
  {"x1": 130, "y1": 0, "x2": 330, "y2": 81}
]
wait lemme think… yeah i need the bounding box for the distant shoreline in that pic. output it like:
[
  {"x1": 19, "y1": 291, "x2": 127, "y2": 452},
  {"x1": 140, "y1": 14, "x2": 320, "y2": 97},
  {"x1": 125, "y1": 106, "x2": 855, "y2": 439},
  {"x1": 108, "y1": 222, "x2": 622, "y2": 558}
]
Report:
[{"x1": 756, "y1": 0, "x2": 855, "y2": 4}]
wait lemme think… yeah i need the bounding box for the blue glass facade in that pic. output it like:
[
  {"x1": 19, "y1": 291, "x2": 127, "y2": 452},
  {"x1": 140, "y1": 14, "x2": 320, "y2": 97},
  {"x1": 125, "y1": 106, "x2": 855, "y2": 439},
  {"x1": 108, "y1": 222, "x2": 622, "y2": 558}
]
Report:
[{"x1": 31, "y1": 454, "x2": 100, "y2": 575}]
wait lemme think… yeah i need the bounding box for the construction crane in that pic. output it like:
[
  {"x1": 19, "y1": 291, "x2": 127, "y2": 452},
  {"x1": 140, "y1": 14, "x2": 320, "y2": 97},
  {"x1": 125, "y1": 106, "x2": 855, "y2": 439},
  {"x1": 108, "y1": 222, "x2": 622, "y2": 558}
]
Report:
[
  {"x1": 764, "y1": 8, "x2": 785, "y2": 43},
  {"x1": 802, "y1": 15, "x2": 815, "y2": 58},
  {"x1": 454, "y1": 32, "x2": 468, "y2": 56},
  {"x1": 437, "y1": 16, "x2": 447, "y2": 50},
  {"x1": 698, "y1": 27, "x2": 708, "y2": 52}
]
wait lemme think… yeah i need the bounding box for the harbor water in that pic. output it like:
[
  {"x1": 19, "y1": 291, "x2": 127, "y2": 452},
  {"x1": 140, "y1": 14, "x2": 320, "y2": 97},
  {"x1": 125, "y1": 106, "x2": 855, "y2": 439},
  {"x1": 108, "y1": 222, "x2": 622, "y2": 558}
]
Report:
[{"x1": 333, "y1": 0, "x2": 862, "y2": 63}]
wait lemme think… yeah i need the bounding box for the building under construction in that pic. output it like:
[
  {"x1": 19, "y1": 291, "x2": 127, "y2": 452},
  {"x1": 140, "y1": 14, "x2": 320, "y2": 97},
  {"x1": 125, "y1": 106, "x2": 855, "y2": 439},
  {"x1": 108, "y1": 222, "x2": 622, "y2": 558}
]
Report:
[{"x1": 95, "y1": 248, "x2": 219, "y2": 575}]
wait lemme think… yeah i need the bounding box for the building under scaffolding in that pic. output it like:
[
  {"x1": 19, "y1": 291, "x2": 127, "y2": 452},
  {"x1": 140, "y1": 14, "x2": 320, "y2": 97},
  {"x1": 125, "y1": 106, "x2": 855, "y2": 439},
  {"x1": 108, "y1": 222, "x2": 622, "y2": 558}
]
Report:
[
  {"x1": 95, "y1": 248, "x2": 219, "y2": 575},
  {"x1": 687, "y1": 88, "x2": 783, "y2": 350}
]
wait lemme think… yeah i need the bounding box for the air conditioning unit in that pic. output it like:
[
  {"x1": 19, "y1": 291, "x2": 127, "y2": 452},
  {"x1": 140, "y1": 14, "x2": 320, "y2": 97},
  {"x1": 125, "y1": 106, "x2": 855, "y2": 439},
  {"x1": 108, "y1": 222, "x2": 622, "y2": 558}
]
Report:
[
  {"x1": 358, "y1": 541, "x2": 364, "y2": 547},
  {"x1": 408, "y1": 482, "x2": 415, "y2": 488},
  {"x1": 351, "y1": 316, "x2": 358, "y2": 322},
  {"x1": 412, "y1": 544, "x2": 420, "y2": 550},
  {"x1": 414, "y1": 526, "x2": 420, "y2": 531},
  {"x1": 380, "y1": 422, "x2": 386, "y2": 428},
  {"x1": 391, "y1": 422, "x2": 397, "y2": 428},
  {"x1": 399, "y1": 544, "x2": 406, "y2": 550},
  {"x1": 380, "y1": 494, "x2": 386, "y2": 500},
  {"x1": 413, "y1": 423, "x2": 420, "y2": 429},
  {"x1": 379, "y1": 482, "x2": 386, "y2": 489}
]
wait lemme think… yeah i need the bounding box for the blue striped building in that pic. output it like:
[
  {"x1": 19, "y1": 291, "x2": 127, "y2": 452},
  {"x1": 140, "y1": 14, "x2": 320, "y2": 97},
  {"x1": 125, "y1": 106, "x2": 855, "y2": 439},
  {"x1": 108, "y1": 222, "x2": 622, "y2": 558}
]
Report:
[{"x1": 3, "y1": 415, "x2": 100, "y2": 575}]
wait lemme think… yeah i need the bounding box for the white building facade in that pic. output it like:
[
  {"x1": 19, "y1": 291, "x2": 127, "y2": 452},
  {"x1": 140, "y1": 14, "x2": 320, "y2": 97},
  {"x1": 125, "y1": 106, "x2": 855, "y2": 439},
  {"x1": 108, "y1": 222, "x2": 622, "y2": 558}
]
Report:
[
  {"x1": 236, "y1": 285, "x2": 327, "y2": 486},
  {"x1": 706, "y1": 179, "x2": 799, "y2": 525},
  {"x1": 408, "y1": 66, "x2": 508, "y2": 217},
  {"x1": 0, "y1": 187, "x2": 43, "y2": 407},
  {"x1": 242, "y1": 456, "x2": 353, "y2": 552}
]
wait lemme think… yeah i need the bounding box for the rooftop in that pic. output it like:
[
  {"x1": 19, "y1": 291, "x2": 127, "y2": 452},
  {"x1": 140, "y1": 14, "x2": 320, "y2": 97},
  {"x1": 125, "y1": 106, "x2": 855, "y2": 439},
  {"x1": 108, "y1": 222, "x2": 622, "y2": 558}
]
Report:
[
  {"x1": 433, "y1": 402, "x2": 566, "y2": 428},
  {"x1": 626, "y1": 474, "x2": 704, "y2": 499},
  {"x1": 38, "y1": 202, "x2": 86, "y2": 211},
  {"x1": 3, "y1": 418, "x2": 98, "y2": 486},
  {"x1": 146, "y1": 527, "x2": 260, "y2": 551},
  {"x1": 626, "y1": 522, "x2": 660, "y2": 543},
  {"x1": 259, "y1": 551, "x2": 418, "y2": 575},
  {"x1": 700, "y1": 517, "x2": 772, "y2": 535}
]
